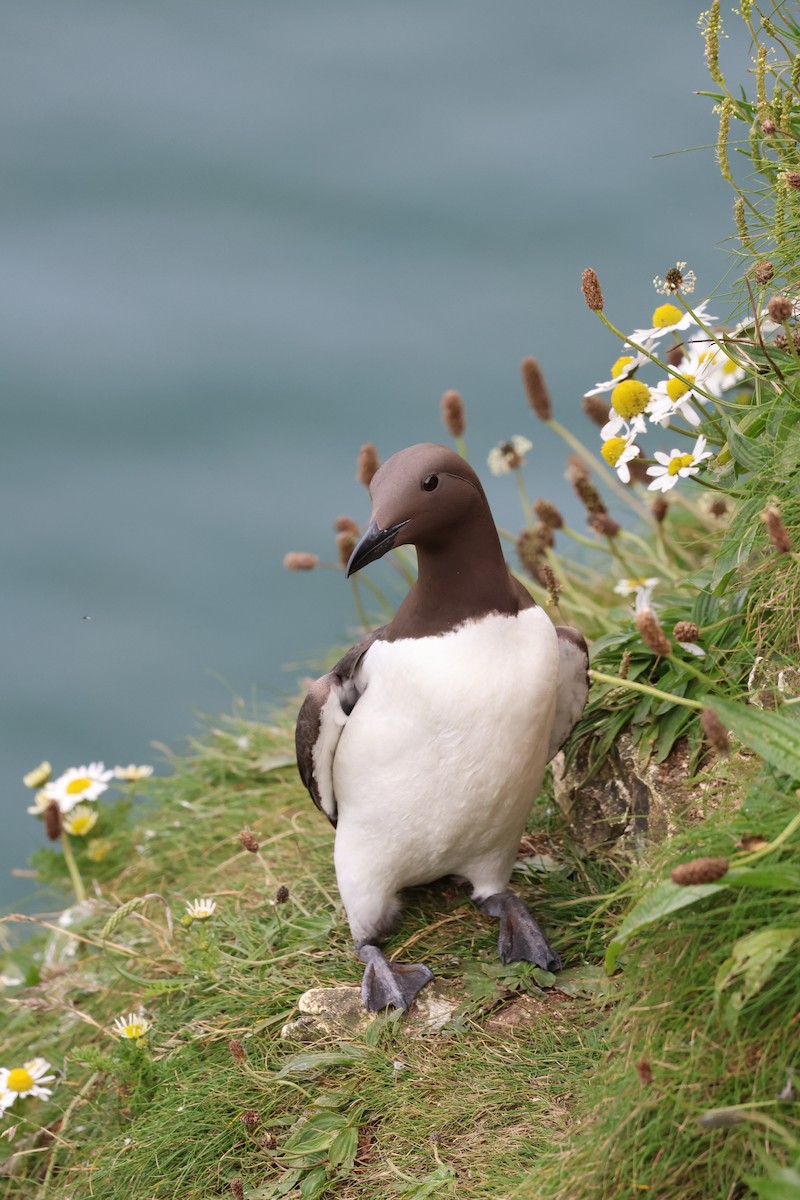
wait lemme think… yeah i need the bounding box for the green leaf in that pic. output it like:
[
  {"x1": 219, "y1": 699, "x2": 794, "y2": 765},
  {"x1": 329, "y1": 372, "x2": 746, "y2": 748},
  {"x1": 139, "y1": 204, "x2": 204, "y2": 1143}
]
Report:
[
  {"x1": 744, "y1": 1167, "x2": 800, "y2": 1199},
  {"x1": 276, "y1": 1047, "x2": 369, "y2": 1079},
  {"x1": 726, "y1": 866, "x2": 800, "y2": 890},
  {"x1": 724, "y1": 416, "x2": 769, "y2": 472},
  {"x1": 407, "y1": 1165, "x2": 456, "y2": 1198},
  {"x1": 605, "y1": 880, "x2": 727, "y2": 974},
  {"x1": 715, "y1": 926, "x2": 798, "y2": 1015},
  {"x1": 703, "y1": 695, "x2": 800, "y2": 779},
  {"x1": 328, "y1": 1125, "x2": 359, "y2": 1172},
  {"x1": 299, "y1": 1165, "x2": 329, "y2": 1199}
]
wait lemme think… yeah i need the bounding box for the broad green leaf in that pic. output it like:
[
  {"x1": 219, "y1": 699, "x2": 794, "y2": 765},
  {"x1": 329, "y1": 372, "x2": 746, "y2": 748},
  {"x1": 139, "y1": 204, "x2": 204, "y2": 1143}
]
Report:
[
  {"x1": 605, "y1": 880, "x2": 727, "y2": 974},
  {"x1": 745, "y1": 1167, "x2": 800, "y2": 1199},
  {"x1": 725, "y1": 866, "x2": 800, "y2": 890},
  {"x1": 328, "y1": 1125, "x2": 359, "y2": 1171},
  {"x1": 703, "y1": 695, "x2": 800, "y2": 779},
  {"x1": 276, "y1": 1047, "x2": 369, "y2": 1078},
  {"x1": 715, "y1": 926, "x2": 798, "y2": 1015},
  {"x1": 299, "y1": 1165, "x2": 329, "y2": 1199},
  {"x1": 554, "y1": 965, "x2": 619, "y2": 1002},
  {"x1": 724, "y1": 416, "x2": 769, "y2": 472},
  {"x1": 408, "y1": 1165, "x2": 457, "y2": 1198}
]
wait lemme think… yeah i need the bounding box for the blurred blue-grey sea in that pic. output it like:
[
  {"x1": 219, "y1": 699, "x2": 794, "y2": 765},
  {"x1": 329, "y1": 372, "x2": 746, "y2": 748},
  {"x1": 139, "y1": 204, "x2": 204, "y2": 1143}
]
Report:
[{"x1": 2, "y1": 2, "x2": 749, "y2": 909}]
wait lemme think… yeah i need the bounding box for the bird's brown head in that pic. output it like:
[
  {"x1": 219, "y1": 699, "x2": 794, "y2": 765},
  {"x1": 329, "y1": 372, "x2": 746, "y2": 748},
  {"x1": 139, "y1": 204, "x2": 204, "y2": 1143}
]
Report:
[{"x1": 346, "y1": 443, "x2": 489, "y2": 577}]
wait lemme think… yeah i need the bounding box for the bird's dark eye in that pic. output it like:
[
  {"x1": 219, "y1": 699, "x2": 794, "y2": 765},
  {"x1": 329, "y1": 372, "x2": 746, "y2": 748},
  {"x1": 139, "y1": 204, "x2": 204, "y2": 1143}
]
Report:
[{"x1": 421, "y1": 474, "x2": 439, "y2": 492}]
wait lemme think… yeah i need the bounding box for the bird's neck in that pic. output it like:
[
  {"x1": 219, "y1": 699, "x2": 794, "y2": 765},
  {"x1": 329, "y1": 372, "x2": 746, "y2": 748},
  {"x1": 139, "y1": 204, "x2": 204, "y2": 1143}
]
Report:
[{"x1": 386, "y1": 514, "x2": 524, "y2": 640}]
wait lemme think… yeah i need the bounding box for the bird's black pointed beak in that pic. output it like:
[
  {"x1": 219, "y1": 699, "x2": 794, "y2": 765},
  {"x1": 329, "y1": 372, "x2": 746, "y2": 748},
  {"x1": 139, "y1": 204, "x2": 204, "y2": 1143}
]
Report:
[{"x1": 346, "y1": 519, "x2": 410, "y2": 577}]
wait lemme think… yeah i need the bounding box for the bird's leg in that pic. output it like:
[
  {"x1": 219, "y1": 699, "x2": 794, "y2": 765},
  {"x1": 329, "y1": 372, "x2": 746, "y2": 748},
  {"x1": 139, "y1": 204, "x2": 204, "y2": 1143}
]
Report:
[
  {"x1": 477, "y1": 891, "x2": 562, "y2": 972},
  {"x1": 357, "y1": 942, "x2": 434, "y2": 1012}
]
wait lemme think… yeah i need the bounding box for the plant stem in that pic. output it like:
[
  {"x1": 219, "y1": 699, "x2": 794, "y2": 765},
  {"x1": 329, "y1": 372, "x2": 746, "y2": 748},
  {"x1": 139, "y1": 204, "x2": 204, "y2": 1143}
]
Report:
[
  {"x1": 588, "y1": 669, "x2": 703, "y2": 711},
  {"x1": 61, "y1": 833, "x2": 86, "y2": 904},
  {"x1": 514, "y1": 467, "x2": 534, "y2": 527},
  {"x1": 546, "y1": 417, "x2": 647, "y2": 520},
  {"x1": 734, "y1": 806, "x2": 800, "y2": 866}
]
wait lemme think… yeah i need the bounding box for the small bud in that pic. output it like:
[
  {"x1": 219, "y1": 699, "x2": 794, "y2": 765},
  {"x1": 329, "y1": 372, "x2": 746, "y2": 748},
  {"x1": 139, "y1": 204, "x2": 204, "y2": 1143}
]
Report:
[
  {"x1": 542, "y1": 564, "x2": 562, "y2": 607},
  {"x1": 775, "y1": 331, "x2": 789, "y2": 350},
  {"x1": 761, "y1": 118, "x2": 777, "y2": 135},
  {"x1": 356, "y1": 443, "x2": 380, "y2": 488},
  {"x1": 784, "y1": 171, "x2": 800, "y2": 190},
  {"x1": 516, "y1": 530, "x2": 547, "y2": 585},
  {"x1": 762, "y1": 505, "x2": 792, "y2": 553},
  {"x1": 441, "y1": 389, "x2": 466, "y2": 438},
  {"x1": 229, "y1": 1038, "x2": 246, "y2": 1063},
  {"x1": 651, "y1": 497, "x2": 669, "y2": 524},
  {"x1": 521, "y1": 357, "x2": 553, "y2": 421},
  {"x1": 635, "y1": 609, "x2": 671, "y2": 657},
  {"x1": 581, "y1": 267, "x2": 604, "y2": 312},
  {"x1": 333, "y1": 515, "x2": 360, "y2": 536},
  {"x1": 261, "y1": 1131, "x2": 277, "y2": 1151},
  {"x1": 752, "y1": 260, "x2": 774, "y2": 286},
  {"x1": 336, "y1": 530, "x2": 358, "y2": 569},
  {"x1": 700, "y1": 708, "x2": 731, "y2": 756},
  {"x1": 767, "y1": 295, "x2": 793, "y2": 323},
  {"x1": 673, "y1": 620, "x2": 700, "y2": 643},
  {"x1": 582, "y1": 394, "x2": 610, "y2": 427},
  {"x1": 239, "y1": 829, "x2": 259, "y2": 854},
  {"x1": 636, "y1": 1059, "x2": 653, "y2": 1086},
  {"x1": 670, "y1": 856, "x2": 729, "y2": 886},
  {"x1": 533, "y1": 498, "x2": 564, "y2": 529},
  {"x1": 283, "y1": 552, "x2": 319, "y2": 572},
  {"x1": 573, "y1": 475, "x2": 606, "y2": 516},
  {"x1": 665, "y1": 342, "x2": 685, "y2": 369},
  {"x1": 230, "y1": 1180, "x2": 244, "y2": 1200},
  {"x1": 565, "y1": 455, "x2": 591, "y2": 485},
  {"x1": 589, "y1": 513, "x2": 620, "y2": 539},
  {"x1": 709, "y1": 497, "x2": 728, "y2": 518},
  {"x1": 240, "y1": 1109, "x2": 260, "y2": 1130},
  {"x1": 44, "y1": 800, "x2": 62, "y2": 841},
  {"x1": 618, "y1": 649, "x2": 631, "y2": 680},
  {"x1": 275, "y1": 885, "x2": 290, "y2": 905}
]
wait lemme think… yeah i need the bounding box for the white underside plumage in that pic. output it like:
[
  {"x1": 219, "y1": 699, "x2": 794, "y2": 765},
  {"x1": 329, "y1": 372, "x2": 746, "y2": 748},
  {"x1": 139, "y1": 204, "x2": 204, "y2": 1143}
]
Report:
[{"x1": 326, "y1": 607, "x2": 560, "y2": 945}]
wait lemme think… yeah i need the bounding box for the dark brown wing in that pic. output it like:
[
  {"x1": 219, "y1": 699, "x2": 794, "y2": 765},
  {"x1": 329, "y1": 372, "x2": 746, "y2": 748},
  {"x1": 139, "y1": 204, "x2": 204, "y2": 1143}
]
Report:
[{"x1": 295, "y1": 628, "x2": 385, "y2": 826}]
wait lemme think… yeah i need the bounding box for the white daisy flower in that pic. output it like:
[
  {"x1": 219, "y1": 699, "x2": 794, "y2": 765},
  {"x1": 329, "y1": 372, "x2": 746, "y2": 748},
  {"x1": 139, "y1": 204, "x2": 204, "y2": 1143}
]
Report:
[
  {"x1": 694, "y1": 345, "x2": 747, "y2": 394},
  {"x1": 113, "y1": 1012, "x2": 151, "y2": 1040},
  {"x1": 44, "y1": 763, "x2": 114, "y2": 813},
  {"x1": 22, "y1": 762, "x2": 51, "y2": 789},
  {"x1": 185, "y1": 898, "x2": 217, "y2": 921},
  {"x1": 113, "y1": 764, "x2": 154, "y2": 782},
  {"x1": 648, "y1": 376, "x2": 704, "y2": 428},
  {"x1": 613, "y1": 576, "x2": 661, "y2": 598},
  {"x1": 487, "y1": 436, "x2": 533, "y2": 476},
  {"x1": 585, "y1": 347, "x2": 652, "y2": 396},
  {"x1": 0, "y1": 1058, "x2": 56, "y2": 1111},
  {"x1": 599, "y1": 433, "x2": 642, "y2": 483},
  {"x1": 600, "y1": 409, "x2": 648, "y2": 441},
  {"x1": 26, "y1": 790, "x2": 52, "y2": 816},
  {"x1": 646, "y1": 436, "x2": 713, "y2": 493},
  {"x1": 629, "y1": 299, "x2": 718, "y2": 345},
  {"x1": 62, "y1": 804, "x2": 98, "y2": 838}
]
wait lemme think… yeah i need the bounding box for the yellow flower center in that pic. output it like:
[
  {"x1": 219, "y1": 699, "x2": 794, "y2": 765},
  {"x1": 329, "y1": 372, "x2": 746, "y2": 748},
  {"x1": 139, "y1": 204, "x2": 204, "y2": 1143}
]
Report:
[
  {"x1": 667, "y1": 454, "x2": 694, "y2": 476},
  {"x1": 66, "y1": 777, "x2": 91, "y2": 795},
  {"x1": 66, "y1": 811, "x2": 96, "y2": 837},
  {"x1": 123, "y1": 1022, "x2": 147, "y2": 1039},
  {"x1": 652, "y1": 303, "x2": 683, "y2": 328},
  {"x1": 7, "y1": 1068, "x2": 34, "y2": 1093},
  {"x1": 601, "y1": 437, "x2": 627, "y2": 466},
  {"x1": 666, "y1": 374, "x2": 695, "y2": 402},
  {"x1": 611, "y1": 355, "x2": 634, "y2": 379},
  {"x1": 611, "y1": 379, "x2": 650, "y2": 419},
  {"x1": 721, "y1": 355, "x2": 738, "y2": 375}
]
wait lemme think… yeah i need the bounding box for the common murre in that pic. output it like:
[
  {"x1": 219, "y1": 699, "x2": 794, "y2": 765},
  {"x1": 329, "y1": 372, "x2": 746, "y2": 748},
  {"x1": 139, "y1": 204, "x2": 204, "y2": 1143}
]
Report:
[{"x1": 295, "y1": 443, "x2": 588, "y2": 1011}]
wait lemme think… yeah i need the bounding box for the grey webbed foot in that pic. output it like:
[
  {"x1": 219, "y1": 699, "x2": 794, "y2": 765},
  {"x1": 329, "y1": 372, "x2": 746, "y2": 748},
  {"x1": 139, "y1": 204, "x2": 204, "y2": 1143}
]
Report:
[
  {"x1": 357, "y1": 943, "x2": 434, "y2": 1012},
  {"x1": 478, "y1": 891, "x2": 562, "y2": 973}
]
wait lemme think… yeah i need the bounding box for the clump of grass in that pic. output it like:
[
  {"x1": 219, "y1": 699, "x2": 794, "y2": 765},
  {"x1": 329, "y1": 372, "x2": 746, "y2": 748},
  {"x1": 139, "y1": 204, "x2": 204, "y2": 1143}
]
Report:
[{"x1": 1, "y1": 714, "x2": 621, "y2": 1200}]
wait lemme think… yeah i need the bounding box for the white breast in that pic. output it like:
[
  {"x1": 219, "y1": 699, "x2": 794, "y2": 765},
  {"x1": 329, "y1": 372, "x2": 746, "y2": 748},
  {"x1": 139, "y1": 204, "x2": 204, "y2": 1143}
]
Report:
[{"x1": 332, "y1": 607, "x2": 560, "y2": 912}]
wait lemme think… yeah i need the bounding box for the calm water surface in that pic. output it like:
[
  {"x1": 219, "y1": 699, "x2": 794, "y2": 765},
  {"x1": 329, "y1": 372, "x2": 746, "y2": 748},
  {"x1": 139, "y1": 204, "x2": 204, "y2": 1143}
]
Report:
[{"x1": 2, "y1": 2, "x2": 748, "y2": 908}]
